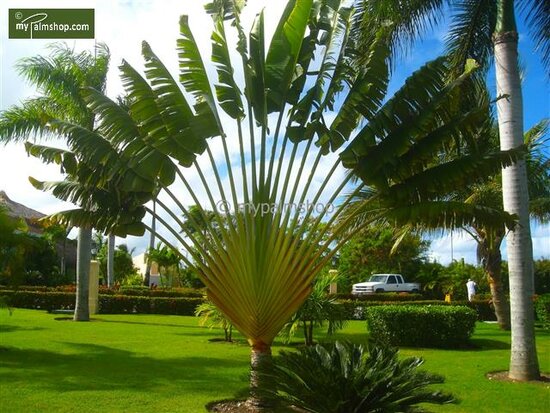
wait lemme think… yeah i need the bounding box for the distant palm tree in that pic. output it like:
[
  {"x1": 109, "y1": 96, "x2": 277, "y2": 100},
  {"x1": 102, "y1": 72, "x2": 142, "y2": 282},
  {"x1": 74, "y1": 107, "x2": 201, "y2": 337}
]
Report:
[{"x1": 0, "y1": 43, "x2": 110, "y2": 321}]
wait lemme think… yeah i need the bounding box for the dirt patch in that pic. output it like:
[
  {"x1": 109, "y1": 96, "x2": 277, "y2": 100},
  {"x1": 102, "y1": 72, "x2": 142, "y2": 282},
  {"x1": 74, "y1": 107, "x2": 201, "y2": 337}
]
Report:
[
  {"x1": 206, "y1": 400, "x2": 305, "y2": 413},
  {"x1": 486, "y1": 371, "x2": 550, "y2": 386}
]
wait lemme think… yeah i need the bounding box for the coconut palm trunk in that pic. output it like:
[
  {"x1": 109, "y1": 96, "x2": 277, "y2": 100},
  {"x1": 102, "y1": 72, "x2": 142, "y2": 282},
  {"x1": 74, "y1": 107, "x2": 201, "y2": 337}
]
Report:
[
  {"x1": 479, "y1": 231, "x2": 510, "y2": 330},
  {"x1": 74, "y1": 227, "x2": 92, "y2": 321},
  {"x1": 493, "y1": 0, "x2": 539, "y2": 380},
  {"x1": 144, "y1": 198, "x2": 156, "y2": 287}
]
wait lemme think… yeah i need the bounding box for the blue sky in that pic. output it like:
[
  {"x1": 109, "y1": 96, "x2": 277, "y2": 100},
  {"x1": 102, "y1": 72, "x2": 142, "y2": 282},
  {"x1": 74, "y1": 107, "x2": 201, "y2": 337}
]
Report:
[{"x1": 0, "y1": 0, "x2": 548, "y2": 264}]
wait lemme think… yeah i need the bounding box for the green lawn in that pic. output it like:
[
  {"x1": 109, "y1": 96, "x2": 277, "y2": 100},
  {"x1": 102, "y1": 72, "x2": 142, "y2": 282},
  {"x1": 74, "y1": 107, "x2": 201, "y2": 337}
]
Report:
[{"x1": 1, "y1": 309, "x2": 548, "y2": 412}]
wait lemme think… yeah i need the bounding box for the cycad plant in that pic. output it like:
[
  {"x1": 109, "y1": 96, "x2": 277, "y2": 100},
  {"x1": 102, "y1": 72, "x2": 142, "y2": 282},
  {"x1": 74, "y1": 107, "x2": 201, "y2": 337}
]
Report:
[
  {"x1": 261, "y1": 341, "x2": 454, "y2": 413},
  {"x1": 25, "y1": 0, "x2": 524, "y2": 407}
]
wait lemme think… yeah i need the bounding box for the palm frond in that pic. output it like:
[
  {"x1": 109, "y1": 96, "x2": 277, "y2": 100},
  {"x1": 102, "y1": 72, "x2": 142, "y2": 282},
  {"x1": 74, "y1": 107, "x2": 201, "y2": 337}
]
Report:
[
  {"x1": 446, "y1": 0, "x2": 496, "y2": 73},
  {"x1": 517, "y1": 0, "x2": 550, "y2": 73},
  {"x1": 264, "y1": 0, "x2": 312, "y2": 113}
]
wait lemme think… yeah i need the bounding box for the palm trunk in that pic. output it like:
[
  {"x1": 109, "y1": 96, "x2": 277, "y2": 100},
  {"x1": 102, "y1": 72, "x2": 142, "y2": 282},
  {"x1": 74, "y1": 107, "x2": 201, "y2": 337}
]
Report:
[
  {"x1": 144, "y1": 198, "x2": 156, "y2": 287},
  {"x1": 74, "y1": 227, "x2": 91, "y2": 321},
  {"x1": 485, "y1": 246, "x2": 511, "y2": 330},
  {"x1": 494, "y1": 0, "x2": 539, "y2": 380},
  {"x1": 247, "y1": 342, "x2": 273, "y2": 410},
  {"x1": 107, "y1": 234, "x2": 115, "y2": 287}
]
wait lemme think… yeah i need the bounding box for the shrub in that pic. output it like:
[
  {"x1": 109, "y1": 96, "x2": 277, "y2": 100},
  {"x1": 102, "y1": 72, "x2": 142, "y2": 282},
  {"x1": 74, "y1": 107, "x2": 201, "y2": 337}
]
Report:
[
  {"x1": 333, "y1": 292, "x2": 425, "y2": 301},
  {"x1": 535, "y1": 294, "x2": 550, "y2": 329},
  {"x1": 0, "y1": 289, "x2": 203, "y2": 315},
  {"x1": 1, "y1": 285, "x2": 204, "y2": 298},
  {"x1": 98, "y1": 295, "x2": 202, "y2": 315},
  {"x1": 338, "y1": 300, "x2": 449, "y2": 320},
  {"x1": 365, "y1": 305, "x2": 477, "y2": 348},
  {"x1": 338, "y1": 299, "x2": 495, "y2": 322},
  {"x1": 0, "y1": 290, "x2": 75, "y2": 311},
  {"x1": 195, "y1": 300, "x2": 233, "y2": 342},
  {"x1": 261, "y1": 341, "x2": 454, "y2": 413}
]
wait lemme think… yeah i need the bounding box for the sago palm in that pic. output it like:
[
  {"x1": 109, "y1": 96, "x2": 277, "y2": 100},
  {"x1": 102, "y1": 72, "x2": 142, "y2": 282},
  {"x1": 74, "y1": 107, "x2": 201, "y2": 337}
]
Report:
[
  {"x1": 26, "y1": 0, "x2": 524, "y2": 407},
  {"x1": 261, "y1": 341, "x2": 454, "y2": 413}
]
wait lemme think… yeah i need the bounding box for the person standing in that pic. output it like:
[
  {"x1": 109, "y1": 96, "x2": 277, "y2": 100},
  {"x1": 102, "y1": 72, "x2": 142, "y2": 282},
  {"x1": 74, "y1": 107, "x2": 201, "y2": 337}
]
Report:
[{"x1": 466, "y1": 279, "x2": 477, "y2": 302}]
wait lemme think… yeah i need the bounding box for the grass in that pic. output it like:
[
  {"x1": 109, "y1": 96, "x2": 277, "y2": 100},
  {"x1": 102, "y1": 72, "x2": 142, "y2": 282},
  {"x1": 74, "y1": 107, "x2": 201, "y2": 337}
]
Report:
[{"x1": 0, "y1": 309, "x2": 548, "y2": 412}]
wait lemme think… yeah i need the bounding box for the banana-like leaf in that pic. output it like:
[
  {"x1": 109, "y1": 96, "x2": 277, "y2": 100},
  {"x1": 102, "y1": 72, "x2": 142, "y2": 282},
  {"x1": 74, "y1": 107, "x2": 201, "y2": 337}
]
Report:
[
  {"x1": 385, "y1": 146, "x2": 526, "y2": 202},
  {"x1": 247, "y1": 11, "x2": 267, "y2": 127},
  {"x1": 211, "y1": 18, "x2": 245, "y2": 119},
  {"x1": 177, "y1": 15, "x2": 222, "y2": 135},
  {"x1": 264, "y1": 0, "x2": 312, "y2": 113},
  {"x1": 24, "y1": 142, "x2": 77, "y2": 175},
  {"x1": 325, "y1": 27, "x2": 390, "y2": 150}
]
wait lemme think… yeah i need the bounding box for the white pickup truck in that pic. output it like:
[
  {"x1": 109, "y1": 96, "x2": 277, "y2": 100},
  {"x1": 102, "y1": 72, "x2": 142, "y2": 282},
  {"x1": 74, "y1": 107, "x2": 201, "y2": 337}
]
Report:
[{"x1": 352, "y1": 274, "x2": 421, "y2": 295}]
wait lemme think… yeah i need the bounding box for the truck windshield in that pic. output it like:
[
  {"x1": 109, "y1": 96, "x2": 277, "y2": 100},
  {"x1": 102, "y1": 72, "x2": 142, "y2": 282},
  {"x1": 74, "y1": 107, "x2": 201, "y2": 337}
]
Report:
[{"x1": 368, "y1": 275, "x2": 387, "y2": 282}]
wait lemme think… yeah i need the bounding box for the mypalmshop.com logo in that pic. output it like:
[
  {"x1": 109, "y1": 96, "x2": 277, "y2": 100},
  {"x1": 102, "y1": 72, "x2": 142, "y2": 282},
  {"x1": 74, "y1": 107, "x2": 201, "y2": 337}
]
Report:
[{"x1": 9, "y1": 9, "x2": 94, "y2": 39}]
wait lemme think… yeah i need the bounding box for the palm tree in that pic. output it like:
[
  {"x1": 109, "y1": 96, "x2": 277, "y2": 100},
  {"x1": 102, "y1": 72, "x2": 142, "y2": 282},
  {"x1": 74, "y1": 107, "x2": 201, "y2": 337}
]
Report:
[
  {"x1": 461, "y1": 120, "x2": 549, "y2": 330},
  {"x1": 353, "y1": 0, "x2": 548, "y2": 381},
  {"x1": 0, "y1": 43, "x2": 110, "y2": 321},
  {"x1": 27, "y1": 1, "x2": 526, "y2": 407}
]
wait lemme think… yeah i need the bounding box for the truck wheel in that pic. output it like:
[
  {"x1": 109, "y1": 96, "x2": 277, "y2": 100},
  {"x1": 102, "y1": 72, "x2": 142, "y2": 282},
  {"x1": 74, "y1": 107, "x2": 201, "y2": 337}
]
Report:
[
  {"x1": 411, "y1": 289, "x2": 419, "y2": 293},
  {"x1": 375, "y1": 288, "x2": 385, "y2": 293}
]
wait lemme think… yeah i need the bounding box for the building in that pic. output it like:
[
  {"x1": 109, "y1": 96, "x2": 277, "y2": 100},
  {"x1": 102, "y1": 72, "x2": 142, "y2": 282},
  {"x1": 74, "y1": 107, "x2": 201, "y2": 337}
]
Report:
[{"x1": 132, "y1": 253, "x2": 161, "y2": 286}]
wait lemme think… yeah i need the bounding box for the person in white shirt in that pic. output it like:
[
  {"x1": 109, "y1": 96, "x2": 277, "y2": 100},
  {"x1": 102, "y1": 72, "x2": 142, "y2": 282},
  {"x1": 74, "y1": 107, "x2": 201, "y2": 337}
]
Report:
[{"x1": 466, "y1": 279, "x2": 477, "y2": 302}]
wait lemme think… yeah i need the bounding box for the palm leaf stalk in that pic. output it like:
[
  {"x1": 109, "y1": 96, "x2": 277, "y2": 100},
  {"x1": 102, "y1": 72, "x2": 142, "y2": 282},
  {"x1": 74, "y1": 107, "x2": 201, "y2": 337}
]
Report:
[{"x1": 26, "y1": 0, "x2": 529, "y2": 407}]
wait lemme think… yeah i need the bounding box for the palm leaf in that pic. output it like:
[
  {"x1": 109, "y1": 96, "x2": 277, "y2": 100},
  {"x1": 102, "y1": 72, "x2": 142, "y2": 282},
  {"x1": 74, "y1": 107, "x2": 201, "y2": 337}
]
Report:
[
  {"x1": 264, "y1": 0, "x2": 312, "y2": 113},
  {"x1": 177, "y1": 15, "x2": 222, "y2": 133}
]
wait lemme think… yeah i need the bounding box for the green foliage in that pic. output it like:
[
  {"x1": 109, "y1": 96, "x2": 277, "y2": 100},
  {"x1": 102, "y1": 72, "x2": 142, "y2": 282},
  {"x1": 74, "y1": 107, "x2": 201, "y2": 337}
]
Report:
[
  {"x1": 415, "y1": 260, "x2": 486, "y2": 300},
  {"x1": 337, "y1": 226, "x2": 430, "y2": 291},
  {"x1": 282, "y1": 270, "x2": 346, "y2": 346},
  {"x1": 0, "y1": 207, "x2": 65, "y2": 286},
  {"x1": 334, "y1": 292, "x2": 425, "y2": 301},
  {"x1": 535, "y1": 294, "x2": 550, "y2": 330},
  {"x1": 261, "y1": 341, "x2": 454, "y2": 413},
  {"x1": 195, "y1": 300, "x2": 233, "y2": 342},
  {"x1": 96, "y1": 241, "x2": 139, "y2": 285},
  {"x1": 338, "y1": 299, "x2": 495, "y2": 322},
  {"x1": 535, "y1": 259, "x2": 550, "y2": 294},
  {"x1": 0, "y1": 206, "x2": 33, "y2": 281},
  {"x1": 103, "y1": 296, "x2": 202, "y2": 315},
  {"x1": 1, "y1": 290, "x2": 75, "y2": 312},
  {"x1": 146, "y1": 244, "x2": 182, "y2": 287},
  {"x1": 365, "y1": 305, "x2": 477, "y2": 348},
  {"x1": 0, "y1": 289, "x2": 202, "y2": 315}
]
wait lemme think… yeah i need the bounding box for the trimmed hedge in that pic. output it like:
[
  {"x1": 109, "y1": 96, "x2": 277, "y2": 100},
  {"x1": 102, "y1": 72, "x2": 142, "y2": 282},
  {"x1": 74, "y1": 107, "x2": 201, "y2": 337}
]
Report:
[
  {"x1": 0, "y1": 290, "x2": 203, "y2": 316},
  {"x1": 101, "y1": 287, "x2": 205, "y2": 298},
  {"x1": 1, "y1": 290, "x2": 75, "y2": 311},
  {"x1": 365, "y1": 305, "x2": 477, "y2": 348},
  {"x1": 535, "y1": 294, "x2": 550, "y2": 329},
  {"x1": 333, "y1": 293, "x2": 425, "y2": 302},
  {"x1": 338, "y1": 299, "x2": 495, "y2": 321},
  {"x1": 98, "y1": 295, "x2": 203, "y2": 315},
  {"x1": 1, "y1": 285, "x2": 205, "y2": 298}
]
